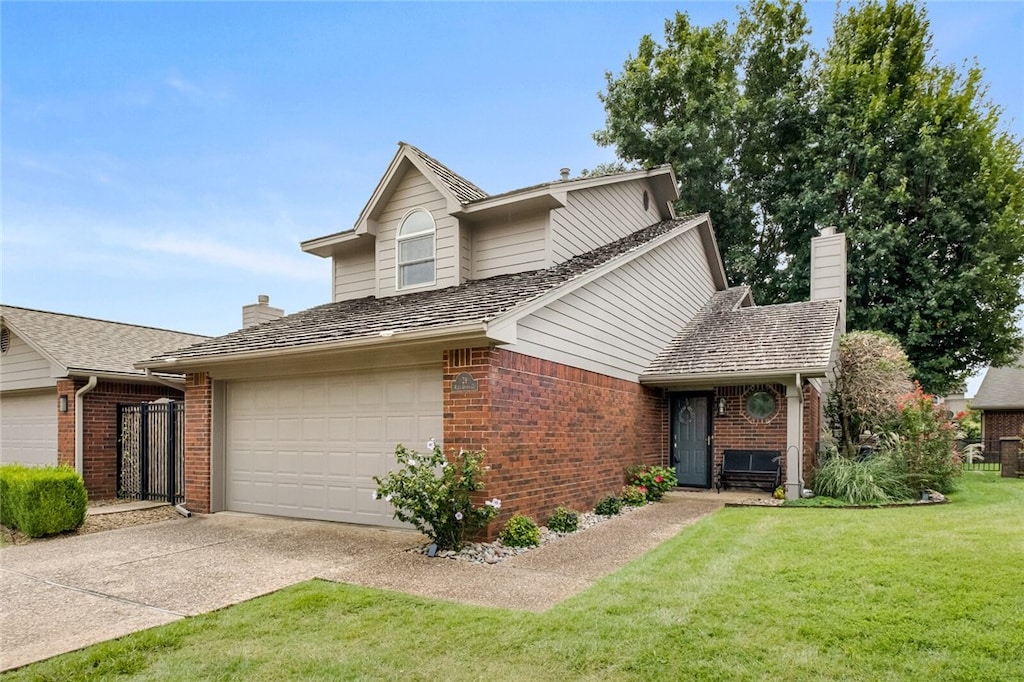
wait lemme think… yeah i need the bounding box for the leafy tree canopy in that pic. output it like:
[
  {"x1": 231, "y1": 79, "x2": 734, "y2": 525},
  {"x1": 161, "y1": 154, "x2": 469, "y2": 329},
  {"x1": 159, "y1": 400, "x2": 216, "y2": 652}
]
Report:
[{"x1": 596, "y1": 0, "x2": 1024, "y2": 394}]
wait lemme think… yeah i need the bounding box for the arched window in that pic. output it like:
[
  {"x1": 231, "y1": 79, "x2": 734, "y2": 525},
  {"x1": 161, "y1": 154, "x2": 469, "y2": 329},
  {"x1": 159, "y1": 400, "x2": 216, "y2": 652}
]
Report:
[{"x1": 396, "y1": 209, "x2": 436, "y2": 289}]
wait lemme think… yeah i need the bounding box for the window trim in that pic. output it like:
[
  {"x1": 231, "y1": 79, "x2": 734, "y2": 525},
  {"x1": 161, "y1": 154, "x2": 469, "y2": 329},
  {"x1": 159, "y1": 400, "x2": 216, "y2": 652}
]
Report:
[{"x1": 395, "y1": 208, "x2": 436, "y2": 290}]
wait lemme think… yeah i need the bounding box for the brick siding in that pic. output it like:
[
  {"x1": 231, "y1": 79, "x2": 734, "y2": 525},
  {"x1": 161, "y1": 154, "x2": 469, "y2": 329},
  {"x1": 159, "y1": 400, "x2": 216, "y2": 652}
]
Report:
[
  {"x1": 983, "y1": 410, "x2": 1024, "y2": 444},
  {"x1": 711, "y1": 382, "x2": 822, "y2": 487},
  {"x1": 54, "y1": 378, "x2": 183, "y2": 498},
  {"x1": 443, "y1": 347, "x2": 667, "y2": 539},
  {"x1": 183, "y1": 372, "x2": 213, "y2": 513}
]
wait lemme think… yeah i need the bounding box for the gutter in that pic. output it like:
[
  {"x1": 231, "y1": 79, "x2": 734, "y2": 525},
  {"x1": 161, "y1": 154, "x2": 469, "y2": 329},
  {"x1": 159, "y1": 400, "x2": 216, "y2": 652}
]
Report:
[
  {"x1": 144, "y1": 368, "x2": 186, "y2": 392},
  {"x1": 640, "y1": 366, "x2": 830, "y2": 387},
  {"x1": 75, "y1": 376, "x2": 98, "y2": 475},
  {"x1": 135, "y1": 321, "x2": 494, "y2": 372}
]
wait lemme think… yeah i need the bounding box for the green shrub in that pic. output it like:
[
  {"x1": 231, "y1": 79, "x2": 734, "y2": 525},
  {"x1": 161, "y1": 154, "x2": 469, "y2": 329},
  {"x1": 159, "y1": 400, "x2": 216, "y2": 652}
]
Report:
[
  {"x1": 546, "y1": 506, "x2": 579, "y2": 533},
  {"x1": 594, "y1": 495, "x2": 624, "y2": 516},
  {"x1": 887, "y1": 385, "x2": 963, "y2": 494},
  {"x1": 625, "y1": 464, "x2": 677, "y2": 501},
  {"x1": 500, "y1": 514, "x2": 540, "y2": 547},
  {"x1": 619, "y1": 485, "x2": 648, "y2": 506},
  {"x1": 373, "y1": 440, "x2": 500, "y2": 551},
  {"x1": 810, "y1": 452, "x2": 910, "y2": 505},
  {"x1": 0, "y1": 464, "x2": 87, "y2": 537}
]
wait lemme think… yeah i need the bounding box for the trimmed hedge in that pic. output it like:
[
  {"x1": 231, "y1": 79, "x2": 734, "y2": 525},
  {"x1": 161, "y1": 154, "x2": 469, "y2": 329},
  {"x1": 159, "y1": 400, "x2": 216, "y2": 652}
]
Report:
[{"x1": 0, "y1": 464, "x2": 88, "y2": 537}]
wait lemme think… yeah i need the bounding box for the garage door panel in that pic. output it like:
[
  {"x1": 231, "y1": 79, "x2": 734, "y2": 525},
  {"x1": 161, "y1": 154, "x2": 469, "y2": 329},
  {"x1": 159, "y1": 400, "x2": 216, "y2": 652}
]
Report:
[
  {"x1": 225, "y1": 366, "x2": 442, "y2": 527},
  {"x1": 0, "y1": 391, "x2": 58, "y2": 467}
]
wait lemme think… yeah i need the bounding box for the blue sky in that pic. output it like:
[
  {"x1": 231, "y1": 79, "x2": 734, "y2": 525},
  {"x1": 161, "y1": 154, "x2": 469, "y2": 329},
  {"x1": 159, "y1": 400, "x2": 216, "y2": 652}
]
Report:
[{"x1": 3, "y1": 2, "x2": 1022, "y2": 391}]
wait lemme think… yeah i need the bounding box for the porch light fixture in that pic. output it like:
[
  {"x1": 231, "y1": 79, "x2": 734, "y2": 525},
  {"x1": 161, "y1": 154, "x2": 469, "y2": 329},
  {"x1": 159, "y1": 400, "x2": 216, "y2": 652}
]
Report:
[
  {"x1": 717, "y1": 397, "x2": 727, "y2": 416},
  {"x1": 58, "y1": 395, "x2": 68, "y2": 413}
]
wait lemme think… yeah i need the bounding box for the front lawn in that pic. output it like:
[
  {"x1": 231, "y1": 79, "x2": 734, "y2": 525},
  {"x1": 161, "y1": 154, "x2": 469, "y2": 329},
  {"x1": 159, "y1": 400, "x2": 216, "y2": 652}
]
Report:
[{"x1": 7, "y1": 472, "x2": 1022, "y2": 681}]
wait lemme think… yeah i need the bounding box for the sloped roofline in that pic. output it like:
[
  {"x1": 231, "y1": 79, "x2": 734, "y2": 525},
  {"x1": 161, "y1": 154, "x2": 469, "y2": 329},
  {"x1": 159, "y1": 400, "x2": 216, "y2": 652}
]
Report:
[
  {"x1": 302, "y1": 142, "x2": 484, "y2": 257},
  {"x1": 139, "y1": 215, "x2": 723, "y2": 371},
  {"x1": 1, "y1": 305, "x2": 208, "y2": 380},
  {"x1": 300, "y1": 142, "x2": 681, "y2": 258}
]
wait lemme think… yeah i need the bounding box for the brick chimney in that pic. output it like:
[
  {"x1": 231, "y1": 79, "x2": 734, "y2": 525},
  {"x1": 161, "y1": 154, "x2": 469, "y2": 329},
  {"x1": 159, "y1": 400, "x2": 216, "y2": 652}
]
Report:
[
  {"x1": 242, "y1": 294, "x2": 284, "y2": 328},
  {"x1": 810, "y1": 226, "x2": 847, "y2": 334}
]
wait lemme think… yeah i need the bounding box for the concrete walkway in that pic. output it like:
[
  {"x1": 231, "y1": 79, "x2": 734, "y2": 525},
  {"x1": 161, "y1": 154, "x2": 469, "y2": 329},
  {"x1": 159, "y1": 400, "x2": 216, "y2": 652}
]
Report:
[{"x1": 0, "y1": 489, "x2": 748, "y2": 671}]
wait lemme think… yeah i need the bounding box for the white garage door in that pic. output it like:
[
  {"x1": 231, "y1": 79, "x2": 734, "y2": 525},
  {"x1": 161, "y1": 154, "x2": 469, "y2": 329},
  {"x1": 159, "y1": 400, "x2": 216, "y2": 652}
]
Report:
[
  {"x1": 0, "y1": 390, "x2": 58, "y2": 467},
  {"x1": 225, "y1": 366, "x2": 442, "y2": 526}
]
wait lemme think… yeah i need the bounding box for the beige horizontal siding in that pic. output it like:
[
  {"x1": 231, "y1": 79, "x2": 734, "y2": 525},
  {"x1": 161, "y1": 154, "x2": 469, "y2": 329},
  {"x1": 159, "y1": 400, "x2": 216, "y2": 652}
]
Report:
[
  {"x1": 376, "y1": 167, "x2": 458, "y2": 296},
  {"x1": 333, "y1": 241, "x2": 376, "y2": 301},
  {"x1": 0, "y1": 333, "x2": 57, "y2": 391},
  {"x1": 507, "y1": 228, "x2": 715, "y2": 381},
  {"x1": 551, "y1": 179, "x2": 661, "y2": 263},
  {"x1": 471, "y1": 212, "x2": 548, "y2": 279}
]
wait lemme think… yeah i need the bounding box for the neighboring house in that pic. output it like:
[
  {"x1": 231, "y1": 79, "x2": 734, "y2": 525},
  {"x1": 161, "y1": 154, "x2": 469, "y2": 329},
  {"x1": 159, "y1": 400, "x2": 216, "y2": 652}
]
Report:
[
  {"x1": 0, "y1": 306, "x2": 208, "y2": 497},
  {"x1": 971, "y1": 353, "x2": 1024, "y2": 454},
  {"x1": 137, "y1": 142, "x2": 843, "y2": 532}
]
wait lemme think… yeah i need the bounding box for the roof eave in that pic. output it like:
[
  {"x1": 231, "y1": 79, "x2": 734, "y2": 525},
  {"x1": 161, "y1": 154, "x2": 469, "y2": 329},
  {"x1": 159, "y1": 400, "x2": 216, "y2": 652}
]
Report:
[
  {"x1": 640, "y1": 365, "x2": 832, "y2": 387},
  {"x1": 134, "y1": 321, "x2": 504, "y2": 372}
]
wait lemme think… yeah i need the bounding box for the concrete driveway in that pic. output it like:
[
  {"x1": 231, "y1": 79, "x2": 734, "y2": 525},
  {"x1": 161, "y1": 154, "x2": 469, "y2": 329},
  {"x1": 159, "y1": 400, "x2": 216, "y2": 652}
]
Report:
[{"x1": 0, "y1": 492, "x2": 731, "y2": 672}]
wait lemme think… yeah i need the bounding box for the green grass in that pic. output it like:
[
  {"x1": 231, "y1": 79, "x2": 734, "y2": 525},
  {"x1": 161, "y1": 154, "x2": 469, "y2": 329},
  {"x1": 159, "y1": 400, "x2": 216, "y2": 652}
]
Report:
[{"x1": 6, "y1": 472, "x2": 1023, "y2": 681}]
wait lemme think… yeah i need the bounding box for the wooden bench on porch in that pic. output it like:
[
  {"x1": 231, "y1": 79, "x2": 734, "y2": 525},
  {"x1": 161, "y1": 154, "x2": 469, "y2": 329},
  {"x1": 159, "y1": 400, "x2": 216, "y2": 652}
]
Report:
[{"x1": 715, "y1": 449, "x2": 782, "y2": 493}]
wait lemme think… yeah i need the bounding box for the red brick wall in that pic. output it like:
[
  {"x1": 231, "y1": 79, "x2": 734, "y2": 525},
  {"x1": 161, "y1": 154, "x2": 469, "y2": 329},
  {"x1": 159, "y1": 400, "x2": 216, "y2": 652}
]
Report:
[
  {"x1": 711, "y1": 382, "x2": 822, "y2": 487},
  {"x1": 711, "y1": 384, "x2": 788, "y2": 476},
  {"x1": 983, "y1": 410, "x2": 1024, "y2": 443},
  {"x1": 443, "y1": 347, "x2": 667, "y2": 538},
  {"x1": 802, "y1": 383, "x2": 822, "y2": 480},
  {"x1": 54, "y1": 378, "x2": 182, "y2": 498},
  {"x1": 183, "y1": 372, "x2": 213, "y2": 513}
]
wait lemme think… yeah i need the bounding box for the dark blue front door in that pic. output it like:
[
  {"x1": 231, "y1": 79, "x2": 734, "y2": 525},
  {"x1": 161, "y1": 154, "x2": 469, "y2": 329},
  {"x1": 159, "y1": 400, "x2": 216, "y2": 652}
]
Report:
[{"x1": 671, "y1": 394, "x2": 711, "y2": 487}]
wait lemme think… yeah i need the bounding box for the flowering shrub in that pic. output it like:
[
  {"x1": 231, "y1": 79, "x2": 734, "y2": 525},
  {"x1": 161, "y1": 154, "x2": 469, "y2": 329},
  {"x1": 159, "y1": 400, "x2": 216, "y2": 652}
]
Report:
[
  {"x1": 619, "y1": 485, "x2": 648, "y2": 506},
  {"x1": 626, "y1": 464, "x2": 678, "y2": 501},
  {"x1": 886, "y1": 385, "x2": 962, "y2": 494},
  {"x1": 373, "y1": 440, "x2": 500, "y2": 551},
  {"x1": 500, "y1": 514, "x2": 540, "y2": 547}
]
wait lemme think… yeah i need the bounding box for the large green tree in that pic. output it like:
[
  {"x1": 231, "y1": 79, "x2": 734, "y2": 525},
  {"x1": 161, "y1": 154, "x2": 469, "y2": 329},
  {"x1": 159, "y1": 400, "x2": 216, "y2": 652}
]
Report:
[
  {"x1": 595, "y1": 0, "x2": 1024, "y2": 394},
  {"x1": 809, "y1": 1, "x2": 1024, "y2": 393}
]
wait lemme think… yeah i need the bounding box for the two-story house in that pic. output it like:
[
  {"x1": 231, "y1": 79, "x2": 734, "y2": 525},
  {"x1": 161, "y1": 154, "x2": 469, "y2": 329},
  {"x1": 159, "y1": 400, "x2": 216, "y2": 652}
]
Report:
[{"x1": 138, "y1": 142, "x2": 843, "y2": 532}]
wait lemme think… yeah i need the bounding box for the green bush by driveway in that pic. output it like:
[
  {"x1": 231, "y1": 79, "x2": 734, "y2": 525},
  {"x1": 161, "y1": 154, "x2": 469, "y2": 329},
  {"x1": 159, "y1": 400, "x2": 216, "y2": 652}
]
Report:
[
  {"x1": 5, "y1": 472, "x2": 1021, "y2": 681},
  {"x1": 0, "y1": 464, "x2": 87, "y2": 537}
]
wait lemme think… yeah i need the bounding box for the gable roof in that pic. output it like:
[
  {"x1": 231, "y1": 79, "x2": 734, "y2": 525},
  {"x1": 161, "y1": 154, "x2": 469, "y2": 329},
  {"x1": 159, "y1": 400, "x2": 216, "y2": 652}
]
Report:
[
  {"x1": 971, "y1": 352, "x2": 1024, "y2": 410},
  {"x1": 140, "y1": 214, "x2": 711, "y2": 369},
  {"x1": 642, "y1": 287, "x2": 840, "y2": 385},
  {"x1": 0, "y1": 305, "x2": 209, "y2": 380},
  {"x1": 301, "y1": 141, "x2": 679, "y2": 257},
  {"x1": 406, "y1": 143, "x2": 488, "y2": 204}
]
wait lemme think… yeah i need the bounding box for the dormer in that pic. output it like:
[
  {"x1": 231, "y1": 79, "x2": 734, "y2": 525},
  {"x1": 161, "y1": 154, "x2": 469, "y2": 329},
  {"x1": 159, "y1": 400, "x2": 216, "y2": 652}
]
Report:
[{"x1": 301, "y1": 142, "x2": 679, "y2": 303}]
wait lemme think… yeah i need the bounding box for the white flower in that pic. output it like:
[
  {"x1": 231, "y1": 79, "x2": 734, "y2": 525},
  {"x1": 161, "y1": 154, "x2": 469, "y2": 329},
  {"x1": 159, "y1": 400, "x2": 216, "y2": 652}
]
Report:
[
  {"x1": 426, "y1": 438, "x2": 436, "y2": 450},
  {"x1": 485, "y1": 498, "x2": 502, "y2": 509},
  {"x1": 371, "y1": 490, "x2": 378, "y2": 500},
  {"x1": 384, "y1": 494, "x2": 393, "y2": 503},
  {"x1": 407, "y1": 458, "x2": 417, "y2": 467},
  {"x1": 455, "y1": 511, "x2": 464, "y2": 521},
  {"x1": 440, "y1": 461, "x2": 448, "y2": 468}
]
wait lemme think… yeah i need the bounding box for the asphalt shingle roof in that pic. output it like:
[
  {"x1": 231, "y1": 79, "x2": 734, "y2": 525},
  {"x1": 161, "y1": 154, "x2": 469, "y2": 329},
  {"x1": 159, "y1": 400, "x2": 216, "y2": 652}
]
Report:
[
  {"x1": 971, "y1": 352, "x2": 1024, "y2": 409},
  {"x1": 144, "y1": 216, "x2": 702, "y2": 364},
  {"x1": 644, "y1": 287, "x2": 839, "y2": 377},
  {"x1": 0, "y1": 306, "x2": 208, "y2": 377}
]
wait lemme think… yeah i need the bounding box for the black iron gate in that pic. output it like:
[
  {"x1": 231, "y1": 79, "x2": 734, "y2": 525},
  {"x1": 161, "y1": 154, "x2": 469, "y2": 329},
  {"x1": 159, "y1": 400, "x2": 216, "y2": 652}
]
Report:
[{"x1": 117, "y1": 401, "x2": 185, "y2": 503}]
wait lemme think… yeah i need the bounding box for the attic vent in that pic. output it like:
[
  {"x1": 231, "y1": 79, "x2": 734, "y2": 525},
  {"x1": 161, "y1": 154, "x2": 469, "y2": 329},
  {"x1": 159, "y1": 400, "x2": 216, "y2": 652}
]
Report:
[
  {"x1": 0, "y1": 327, "x2": 9, "y2": 354},
  {"x1": 449, "y1": 348, "x2": 471, "y2": 368}
]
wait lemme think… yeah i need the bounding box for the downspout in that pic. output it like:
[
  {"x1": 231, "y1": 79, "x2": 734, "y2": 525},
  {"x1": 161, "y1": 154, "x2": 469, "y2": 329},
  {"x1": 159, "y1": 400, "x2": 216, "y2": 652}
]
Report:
[
  {"x1": 144, "y1": 368, "x2": 186, "y2": 392},
  {"x1": 785, "y1": 373, "x2": 804, "y2": 500},
  {"x1": 75, "y1": 376, "x2": 98, "y2": 475}
]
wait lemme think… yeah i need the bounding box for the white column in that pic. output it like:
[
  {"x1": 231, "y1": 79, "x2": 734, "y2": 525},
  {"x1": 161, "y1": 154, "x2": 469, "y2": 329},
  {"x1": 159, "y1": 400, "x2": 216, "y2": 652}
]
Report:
[{"x1": 785, "y1": 378, "x2": 804, "y2": 500}]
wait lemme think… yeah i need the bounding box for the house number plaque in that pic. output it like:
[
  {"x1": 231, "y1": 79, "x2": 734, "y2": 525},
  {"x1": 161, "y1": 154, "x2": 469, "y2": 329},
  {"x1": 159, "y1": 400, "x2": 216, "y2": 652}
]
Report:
[{"x1": 451, "y1": 372, "x2": 479, "y2": 392}]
